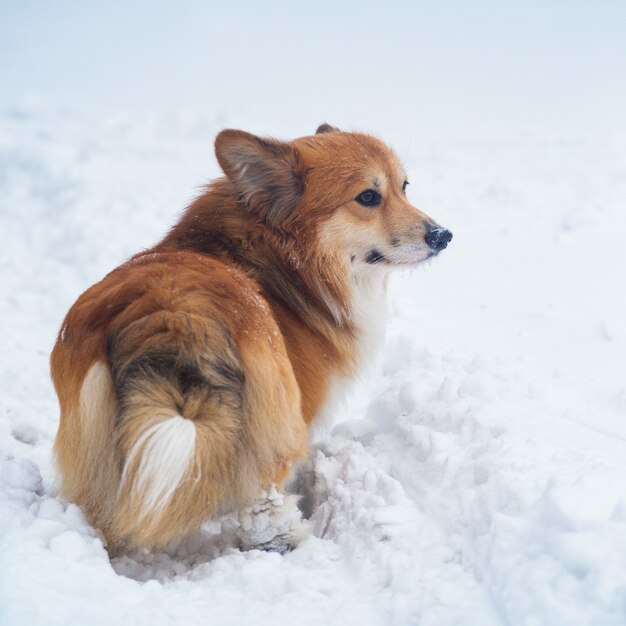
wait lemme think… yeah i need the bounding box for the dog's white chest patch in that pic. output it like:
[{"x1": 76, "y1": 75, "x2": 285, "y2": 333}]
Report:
[
  {"x1": 314, "y1": 270, "x2": 388, "y2": 429},
  {"x1": 350, "y1": 270, "x2": 388, "y2": 367}
]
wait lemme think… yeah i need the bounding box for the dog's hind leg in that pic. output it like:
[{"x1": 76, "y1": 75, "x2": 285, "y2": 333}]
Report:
[
  {"x1": 237, "y1": 485, "x2": 309, "y2": 553},
  {"x1": 106, "y1": 304, "x2": 308, "y2": 552}
]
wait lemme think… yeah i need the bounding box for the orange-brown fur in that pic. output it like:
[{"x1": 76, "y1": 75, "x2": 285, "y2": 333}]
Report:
[{"x1": 51, "y1": 125, "x2": 447, "y2": 552}]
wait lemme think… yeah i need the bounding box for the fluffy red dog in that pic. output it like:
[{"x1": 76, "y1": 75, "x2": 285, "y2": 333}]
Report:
[{"x1": 51, "y1": 124, "x2": 452, "y2": 553}]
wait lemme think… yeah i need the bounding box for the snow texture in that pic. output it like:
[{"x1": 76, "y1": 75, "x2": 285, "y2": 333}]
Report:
[{"x1": 1, "y1": 2, "x2": 626, "y2": 625}]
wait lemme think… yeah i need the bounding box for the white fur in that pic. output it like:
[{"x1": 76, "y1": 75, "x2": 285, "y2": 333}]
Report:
[
  {"x1": 314, "y1": 266, "x2": 389, "y2": 429},
  {"x1": 350, "y1": 267, "x2": 389, "y2": 366},
  {"x1": 79, "y1": 361, "x2": 114, "y2": 421},
  {"x1": 121, "y1": 415, "x2": 197, "y2": 515}
]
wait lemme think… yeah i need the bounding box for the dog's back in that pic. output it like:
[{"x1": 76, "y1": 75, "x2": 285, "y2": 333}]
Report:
[{"x1": 52, "y1": 250, "x2": 305, "y2": 551}]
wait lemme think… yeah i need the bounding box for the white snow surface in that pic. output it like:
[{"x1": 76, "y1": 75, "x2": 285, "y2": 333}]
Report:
[
  {"x1": 1, "y1": 4, "x2": 626, "y2": 621},
  {"x1": 1, "y1": 103, "x2": 625, "y2": 626}
]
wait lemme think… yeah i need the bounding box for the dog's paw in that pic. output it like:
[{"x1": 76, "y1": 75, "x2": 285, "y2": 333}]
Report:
[
  {"x1": 238, "y1": 489, "x2": 309, "y2": 552},
  {"x1": 257, "y1": 538, "x2": 296, "y2": 555},
  {"x1": 248, "y1": 519, "x2": 310, "y2": 554}
]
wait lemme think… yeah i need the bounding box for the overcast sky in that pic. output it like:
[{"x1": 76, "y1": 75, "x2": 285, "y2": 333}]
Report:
[{"x1": 1, "y1": 1, "x2": 625, "y2": 139}]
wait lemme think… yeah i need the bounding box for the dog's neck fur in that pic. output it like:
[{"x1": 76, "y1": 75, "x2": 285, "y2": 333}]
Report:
[{"x1": 158, "y1": 179, "x2": 384, "y2": 335}]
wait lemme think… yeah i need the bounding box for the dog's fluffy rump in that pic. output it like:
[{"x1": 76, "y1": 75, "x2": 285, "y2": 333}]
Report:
[
  {"x1": 51, "y1": 125, "x2": 449, "y2": 552},
  {"x1": 53, "y1": 253, "x2": 305, "y2": 550}
]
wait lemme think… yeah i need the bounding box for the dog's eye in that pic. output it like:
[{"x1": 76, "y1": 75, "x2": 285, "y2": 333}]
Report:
[
  {"x1": 402, "y1": 180, "x2": 409, "y2": 194},
  {"x1": 355, "y1": 189, "x2": 381, "y2": 207}
]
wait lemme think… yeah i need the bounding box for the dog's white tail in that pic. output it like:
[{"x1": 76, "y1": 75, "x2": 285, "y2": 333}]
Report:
[{"x1": 120, "y1": 415, "x2": 197, "y2": 516}]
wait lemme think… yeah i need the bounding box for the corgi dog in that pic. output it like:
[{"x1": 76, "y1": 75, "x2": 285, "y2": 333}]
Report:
[{"x1": 51, "y1": 124, "x2": 452, "y2": 553}]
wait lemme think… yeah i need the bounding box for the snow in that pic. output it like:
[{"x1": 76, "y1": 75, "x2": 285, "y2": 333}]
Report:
[{"x1": 2, "y1": 2, "x2": 626, "y2": 625}]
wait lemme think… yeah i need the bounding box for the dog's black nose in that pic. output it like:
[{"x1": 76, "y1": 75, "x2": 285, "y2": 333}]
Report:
[{"x1": 424, "y1": 226, "x2": 453, "y2": 252}]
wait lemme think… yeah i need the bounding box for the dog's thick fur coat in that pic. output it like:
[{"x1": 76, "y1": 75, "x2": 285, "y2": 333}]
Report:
[{"x1": 51, "y1": 125, "x2": 450, "y2": 552}]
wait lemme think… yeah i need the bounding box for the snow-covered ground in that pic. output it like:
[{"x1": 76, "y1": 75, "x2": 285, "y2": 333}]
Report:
[{"x1": 2, "y1": 2, "x2": 626, "y2": 625}]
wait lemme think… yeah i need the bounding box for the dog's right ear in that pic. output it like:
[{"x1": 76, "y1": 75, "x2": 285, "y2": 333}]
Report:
[
  {"x1": 315, "y1": 123, "x2": 340, "y2": 134},
  {"x1": 215, "y1": 129, "x2": 302, "y2": 228}
]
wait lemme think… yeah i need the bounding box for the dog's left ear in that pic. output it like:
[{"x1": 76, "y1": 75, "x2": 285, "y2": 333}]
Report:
[
  {"x1": 215, "y1": 129, "x2": 302, "y2": 228},
  {"x1": 315, "y1": 123, "x2": 340, "y2": 134}
]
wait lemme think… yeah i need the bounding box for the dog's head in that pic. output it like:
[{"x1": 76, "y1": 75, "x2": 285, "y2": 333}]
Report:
[{"x1": 215, "y1": 125, "x2": 452, "y2": 270}]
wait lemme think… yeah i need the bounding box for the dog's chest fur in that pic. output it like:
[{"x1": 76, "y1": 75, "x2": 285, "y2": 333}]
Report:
[
  {"x1": 350, "y1": 269, "x2": 388, "y2": 366},
  {"x1": 314, "y1": 269, "x2": 388, "y2": 427}
]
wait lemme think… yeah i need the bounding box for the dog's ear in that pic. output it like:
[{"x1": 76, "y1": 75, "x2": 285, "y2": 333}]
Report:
[
  {"x1": 315, "y1": 123, "x2": 340, "y2": 135},
  {"x1": 215, "y1": 129, "x2": 302, "y2": 228}
]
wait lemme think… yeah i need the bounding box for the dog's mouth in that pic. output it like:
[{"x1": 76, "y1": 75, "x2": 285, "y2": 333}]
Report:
[{"x1": 365, "y1": 247, "x2": 436, "y2": 267}]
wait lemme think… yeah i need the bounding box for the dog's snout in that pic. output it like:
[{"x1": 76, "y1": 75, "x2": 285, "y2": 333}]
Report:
[{"x1": 424, "y1": 225, "x2": 453, "y2": 252}]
